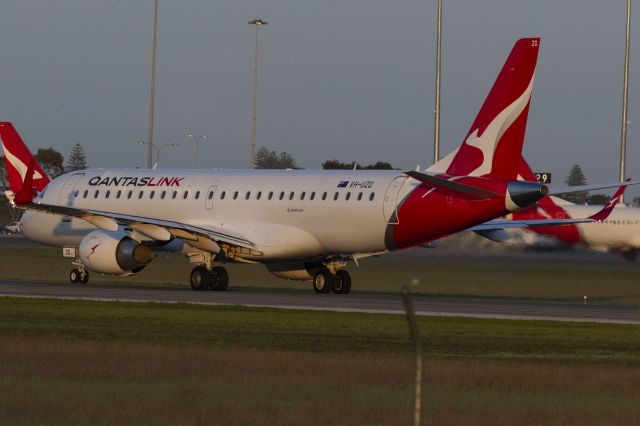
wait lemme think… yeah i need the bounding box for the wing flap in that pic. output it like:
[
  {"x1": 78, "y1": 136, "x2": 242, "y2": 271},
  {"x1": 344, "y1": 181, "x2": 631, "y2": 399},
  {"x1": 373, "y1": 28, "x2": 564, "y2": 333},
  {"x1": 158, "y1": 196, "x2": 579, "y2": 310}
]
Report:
[{"x1": 17, "y1": 202, "x2": 256, "y2": 250}]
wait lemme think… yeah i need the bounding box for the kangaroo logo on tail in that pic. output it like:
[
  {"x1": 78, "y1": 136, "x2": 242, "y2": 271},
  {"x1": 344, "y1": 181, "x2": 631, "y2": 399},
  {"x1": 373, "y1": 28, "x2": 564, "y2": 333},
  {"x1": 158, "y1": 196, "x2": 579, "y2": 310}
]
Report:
[{"x1": 0, "y1": 122, "x2": 51, "y2": 192}]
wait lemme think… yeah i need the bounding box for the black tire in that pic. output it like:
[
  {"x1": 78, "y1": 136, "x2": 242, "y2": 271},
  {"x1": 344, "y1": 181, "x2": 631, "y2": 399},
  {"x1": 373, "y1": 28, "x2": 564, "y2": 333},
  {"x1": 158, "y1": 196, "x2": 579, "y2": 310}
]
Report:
[
  {"x1": 80, "y1": 271, "x2": 90, "y2": 284},
  {"x1": 69, "y1": 269, "x2": 81, "y2": 284},
  {"x1": 313, "y1": 270, "x2": 334, "y2": 294},
  {"x1": 621, "y1": 250, "x2": 638, "y2": 262},
  {"x1": 333, "y1": 270, "x2": 351, "y2": 294},
  {"x1": 210, "y1": 266, "x2": 229, "y2": 291},
  {"x1": 190, "y1": 266, "x2": 211, "y2": 291}
]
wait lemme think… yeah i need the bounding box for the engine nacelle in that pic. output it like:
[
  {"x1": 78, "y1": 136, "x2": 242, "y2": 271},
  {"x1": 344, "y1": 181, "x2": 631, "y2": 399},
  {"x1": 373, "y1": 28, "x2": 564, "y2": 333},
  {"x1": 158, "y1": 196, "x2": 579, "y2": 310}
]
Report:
[
  {"x1": 266, "y1": 262, "x2": 322, "y2": 281},
  {"x1": 79, "y1": 230, "x2": 156, "y2": 275}
]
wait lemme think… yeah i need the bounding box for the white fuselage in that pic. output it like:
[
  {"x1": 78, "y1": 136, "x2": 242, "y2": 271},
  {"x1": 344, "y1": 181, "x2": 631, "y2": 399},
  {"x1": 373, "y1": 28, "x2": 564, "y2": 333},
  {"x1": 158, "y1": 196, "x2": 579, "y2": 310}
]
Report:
[
  {"x1": 21, "y1": 168, "x2": 412, "y2": 262},
  {"x1": 561, "y1": 203, "x2": 640, "y2": 250}
]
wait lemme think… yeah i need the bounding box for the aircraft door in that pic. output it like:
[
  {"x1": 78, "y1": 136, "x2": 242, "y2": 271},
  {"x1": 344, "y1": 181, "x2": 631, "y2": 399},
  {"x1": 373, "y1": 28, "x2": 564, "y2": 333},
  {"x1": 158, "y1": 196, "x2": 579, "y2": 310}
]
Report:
[
  {"x1": 58, "y1": 173, "x2": 85, "y2": 206},
  {"x1": 383, "y1": 176, "x2": 407, "y2": 225},
  {"x1": 205, "y1": 185, "x2": 217, "y2": 210}
]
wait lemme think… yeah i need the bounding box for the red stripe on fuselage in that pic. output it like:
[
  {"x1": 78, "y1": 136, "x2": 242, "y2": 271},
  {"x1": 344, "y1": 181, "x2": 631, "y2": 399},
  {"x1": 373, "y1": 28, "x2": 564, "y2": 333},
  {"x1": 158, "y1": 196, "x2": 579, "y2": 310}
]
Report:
[{"x1": 386, "y1": 179, "x2": 509, "y2": 250}]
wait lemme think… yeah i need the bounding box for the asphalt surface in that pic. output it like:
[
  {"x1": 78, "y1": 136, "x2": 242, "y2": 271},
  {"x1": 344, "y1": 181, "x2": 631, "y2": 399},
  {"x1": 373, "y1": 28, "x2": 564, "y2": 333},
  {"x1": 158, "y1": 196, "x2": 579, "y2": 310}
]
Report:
[{"x1": 0, "y1": 280, "x2": 637, "y2": 324}]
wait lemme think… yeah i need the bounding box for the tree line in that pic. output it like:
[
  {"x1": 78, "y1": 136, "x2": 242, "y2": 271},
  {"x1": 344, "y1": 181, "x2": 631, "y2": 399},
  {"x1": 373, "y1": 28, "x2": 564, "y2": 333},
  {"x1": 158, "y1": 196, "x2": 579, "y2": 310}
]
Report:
[{"x1": 0, "y1": 143, "x2": 88, "y2": 187}]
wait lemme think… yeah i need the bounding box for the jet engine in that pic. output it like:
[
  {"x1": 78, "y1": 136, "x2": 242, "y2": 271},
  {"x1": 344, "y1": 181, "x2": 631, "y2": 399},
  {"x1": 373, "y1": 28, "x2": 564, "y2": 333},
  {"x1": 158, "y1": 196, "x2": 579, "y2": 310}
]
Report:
[
  {"x1": 266, "y1": 262, "x2": 322, "y2": 281},
  {"x1": 78, "y1": 230, "x2": 156, "y2": 275}
]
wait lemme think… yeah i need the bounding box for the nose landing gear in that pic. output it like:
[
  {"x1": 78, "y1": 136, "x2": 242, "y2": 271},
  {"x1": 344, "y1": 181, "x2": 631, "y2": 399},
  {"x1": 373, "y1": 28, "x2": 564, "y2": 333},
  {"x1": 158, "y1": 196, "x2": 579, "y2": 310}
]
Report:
[{"x1": 69, "y1": 259, "x2": 89, "y2": 284}]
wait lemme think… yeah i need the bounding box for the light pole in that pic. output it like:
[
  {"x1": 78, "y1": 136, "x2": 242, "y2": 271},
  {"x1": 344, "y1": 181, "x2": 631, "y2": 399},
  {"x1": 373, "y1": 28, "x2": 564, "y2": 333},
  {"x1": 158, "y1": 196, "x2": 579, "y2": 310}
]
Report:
[
  {"x1": 619, "y1": 0, "x2": 632, "y2": 203},
  {"x1": 249, "y1": 18, "x2": 267, "y2": 169},
  {"x1": 186, "y1": 133, "x2": 207, "y2": 168},
  {"x1": 433, "y1": 0, "x2": 443, "y2": 164},
  {"x1": 147, "y1": 0, "x2": 159, "y2": 169},
  {"x1": 138, "y1": 140, "x2": 179, "y2": 168}
]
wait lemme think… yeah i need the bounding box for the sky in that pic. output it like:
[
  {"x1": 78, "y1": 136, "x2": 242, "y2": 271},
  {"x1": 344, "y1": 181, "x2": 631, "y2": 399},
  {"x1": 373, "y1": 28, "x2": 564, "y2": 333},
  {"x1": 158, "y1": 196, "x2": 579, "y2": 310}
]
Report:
[{"x1": 0, "y1": 1, "x2": 638, "y2": 197}]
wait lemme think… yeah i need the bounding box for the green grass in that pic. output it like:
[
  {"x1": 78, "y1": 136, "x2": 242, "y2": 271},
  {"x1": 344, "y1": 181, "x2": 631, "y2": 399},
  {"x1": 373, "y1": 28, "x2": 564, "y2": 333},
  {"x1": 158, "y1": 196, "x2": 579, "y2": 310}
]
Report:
[
  {"x1": 2, "y1": 244, "x2": 640, "y2": 304},
  {"x1": 1, "y1": 297, "x2": 638, "y2": 362},
  {"x1": 0, "y1": 297, "x2": 639, "y2": 425}
]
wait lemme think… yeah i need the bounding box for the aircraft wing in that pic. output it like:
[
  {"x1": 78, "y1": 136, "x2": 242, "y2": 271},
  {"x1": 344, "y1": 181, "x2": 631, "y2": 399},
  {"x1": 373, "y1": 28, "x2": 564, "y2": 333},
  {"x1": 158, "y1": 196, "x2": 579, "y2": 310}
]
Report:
[{"x1": 15, "y1": 201, "x2": 257, "y2": 251}]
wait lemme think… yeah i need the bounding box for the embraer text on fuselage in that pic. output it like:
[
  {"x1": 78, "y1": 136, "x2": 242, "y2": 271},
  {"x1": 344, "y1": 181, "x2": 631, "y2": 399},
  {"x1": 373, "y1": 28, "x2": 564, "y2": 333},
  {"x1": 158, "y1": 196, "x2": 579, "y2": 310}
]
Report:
[{"x1": 88, "y1": 176, "x2": 184, "y2": 187}]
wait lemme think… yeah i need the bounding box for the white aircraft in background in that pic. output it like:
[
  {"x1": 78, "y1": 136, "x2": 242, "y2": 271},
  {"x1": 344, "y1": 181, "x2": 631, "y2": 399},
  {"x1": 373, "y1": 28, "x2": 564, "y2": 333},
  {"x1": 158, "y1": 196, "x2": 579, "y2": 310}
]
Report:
[
  {"x1": 0, "y1": 38, "x2": 630, "y2": 293},
  {"x1": 514, "y1": 159, "x2": 640, "y2": 260}
]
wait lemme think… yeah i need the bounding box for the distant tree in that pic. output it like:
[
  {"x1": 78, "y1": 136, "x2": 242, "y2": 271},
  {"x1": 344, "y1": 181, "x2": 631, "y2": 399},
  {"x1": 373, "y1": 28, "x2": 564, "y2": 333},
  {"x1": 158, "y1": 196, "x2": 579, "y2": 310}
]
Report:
[
  {"x1": 255, "y1": 147, "x2": 297, "y2": 169},
  {"x1": 0, "y1": 156, "x2": 7, "y2": 188},
  {"x1": 35, "y1": 147, "x2": 64, "y2": 178},
  {"x1": 322, "y1": 159, "x2": 357, "y2": 170},
  {"x1": 322, "y1": 160, "x2": 396, "y2": 170},
  {"x1": 586, "y1": 194, "x2": 610, "y2": 205},
  {"x1": 562, "y1": 164, "x2": 588, "y2": 204},
  {"x1": 65, "y1": 143, "x2": 88, "y2": 172},
  {"x1": 362, "y1": 161, "x2": 394, "y2": 170}
]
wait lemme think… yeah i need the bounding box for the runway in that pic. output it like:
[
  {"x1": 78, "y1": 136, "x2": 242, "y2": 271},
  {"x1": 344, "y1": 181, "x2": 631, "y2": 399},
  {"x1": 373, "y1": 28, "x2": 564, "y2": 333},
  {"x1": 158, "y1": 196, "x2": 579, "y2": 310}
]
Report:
[{"x1": 0, "y1": 280, "x2": 637, "y2": 324}]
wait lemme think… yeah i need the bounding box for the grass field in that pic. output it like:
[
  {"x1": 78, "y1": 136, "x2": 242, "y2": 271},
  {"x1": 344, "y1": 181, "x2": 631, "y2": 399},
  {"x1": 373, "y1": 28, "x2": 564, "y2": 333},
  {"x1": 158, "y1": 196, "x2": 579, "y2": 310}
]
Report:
[
  {"x1": 0, "y1": 297, "x2": 638, "y2": 425},
  {"x1": 2, "y1": 244, "x2": 639, "y2": 304}
]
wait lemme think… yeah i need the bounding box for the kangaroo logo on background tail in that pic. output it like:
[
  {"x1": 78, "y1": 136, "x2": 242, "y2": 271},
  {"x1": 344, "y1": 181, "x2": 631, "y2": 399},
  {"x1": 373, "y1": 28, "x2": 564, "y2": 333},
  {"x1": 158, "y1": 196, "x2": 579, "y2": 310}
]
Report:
[
  {"x1": 0, "y1": 122, "x2": 51, "y2": 192},
  {"x1": 438, "y1": 38, "x2": 540, "y2": 180}
]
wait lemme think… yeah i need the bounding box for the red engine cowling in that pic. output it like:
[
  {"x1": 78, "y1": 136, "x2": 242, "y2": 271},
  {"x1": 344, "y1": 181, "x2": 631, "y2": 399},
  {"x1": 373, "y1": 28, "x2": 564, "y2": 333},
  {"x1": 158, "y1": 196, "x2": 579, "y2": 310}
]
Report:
[{"x1": 78, "y1": 230, "x2": 156, "y2": 275}]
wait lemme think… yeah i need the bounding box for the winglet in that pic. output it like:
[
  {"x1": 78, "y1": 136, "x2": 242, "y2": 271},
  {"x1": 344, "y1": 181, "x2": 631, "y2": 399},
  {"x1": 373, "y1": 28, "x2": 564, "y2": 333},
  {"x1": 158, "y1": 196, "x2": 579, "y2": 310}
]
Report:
[
  {"x1": 12, "y1": 159, "x2": 35, "y2": 205},
  {"x1": 588, "y1": 179, "x2": 629, "y2": 222}
]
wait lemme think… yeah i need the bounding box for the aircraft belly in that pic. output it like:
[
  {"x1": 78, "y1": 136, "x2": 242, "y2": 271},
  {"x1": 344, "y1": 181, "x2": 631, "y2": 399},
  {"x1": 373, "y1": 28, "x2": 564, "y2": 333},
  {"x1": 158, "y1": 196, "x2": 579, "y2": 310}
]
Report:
[{"x1": 21, "y1": 211, "x2": 90, "y2": 247}]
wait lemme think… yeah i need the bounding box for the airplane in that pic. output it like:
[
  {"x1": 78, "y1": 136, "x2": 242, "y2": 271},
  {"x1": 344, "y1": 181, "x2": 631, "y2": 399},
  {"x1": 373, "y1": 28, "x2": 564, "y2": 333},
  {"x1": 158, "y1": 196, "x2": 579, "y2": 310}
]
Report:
[
  {"x1": 513, "y1": 158, "x2": 640, "y2": 260},
  {"x1": 0, "y1": 38, "x2": 631, "y2": 294}
]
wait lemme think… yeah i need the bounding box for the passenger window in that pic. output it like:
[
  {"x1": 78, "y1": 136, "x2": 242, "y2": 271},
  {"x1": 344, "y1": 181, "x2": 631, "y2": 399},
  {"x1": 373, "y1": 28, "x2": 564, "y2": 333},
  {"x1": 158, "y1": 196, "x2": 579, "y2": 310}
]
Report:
[
  {"x1": 300, "y1": 192, "x2": 306, "y2": 201},
  {"x1": 94, "y1": 190, "x2": 99, "y2": 199},
  {"x1": 268, "y1": 191, "x2": 274, "y2": 200},
  {"x1": 322, "y1": 192, "x2": 327, "y2": 201},
  {"x1": 183, "y1": 191, "x2": 189, "y2": 200},
  {"x1": 83, "y1": 190, "x2": 88, "y2": 198},
  {"x1": 208, "y1": 191, "x2": 214, "y2": 200},
  {"x1": 310, "y1": 192, "x2": 316, "y2": 201},
  {"x1": 128, "y1": 190, "x2": 133, "y2": 199},
  {"x1": 233, "y1": 191, "x2": 239, "y2": 200},
  {"x1": 257, "y1": 191, "x2": 262, "y2": 200},
  {"x1": 357, "y1": 192, "x2": 363, "y2": 201},
  {"x1": 195, "y1": 191, "x2": 200, "y2": 200},
  {"x1": 172, "y1": 191, "x2": 177, "y2": 199},
  {"x1": 346, "y1": 192, "x2": 351, "y2": 201},
  {"x1": 245, "y1": 191, "x2": 251, "y2": 200},
  {"x1": 150, "y1": 191, "x2": 155, "y2": 200},
  {"x1": 334, "y1": 192, "x2": 339, "y2": 201},
  {"x1": 117, "y1": 190, "x2": 122, "y2": 199},
  {"x1": 105, "y1": 190, "x2": 111, "y2": 199},
  {"x1": 289, "y1": 192, "x2": 295, "y2": 200},
  {"x1": 220, "y1": 191, "x2": 226, "y2": 200},
  {"x1": 138, "y1": 190, "x2": 144, "y2": 199},
  {"x1": 161, "y1": 191, "x2": 166, "y2": 199},
  {"x1": 279, "y1": 191, "x2": 285, "y2": 200},
  {"x1": 369, "y1": 192, "x2": 375, "y2": 201}
]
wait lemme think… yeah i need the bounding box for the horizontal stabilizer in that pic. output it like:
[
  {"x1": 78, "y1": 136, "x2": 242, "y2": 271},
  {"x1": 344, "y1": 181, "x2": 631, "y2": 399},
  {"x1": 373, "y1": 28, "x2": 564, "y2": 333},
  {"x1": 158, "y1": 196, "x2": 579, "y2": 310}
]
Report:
[
  {"x1": 547, "y1": 180, "x2": 639, "y2": 196},
  {"x1": 404, "y1": 171, "x2": 502, "y2": 200},
  {"x1": 471, "y1": 184, "x2": 627, "y2": 234}
]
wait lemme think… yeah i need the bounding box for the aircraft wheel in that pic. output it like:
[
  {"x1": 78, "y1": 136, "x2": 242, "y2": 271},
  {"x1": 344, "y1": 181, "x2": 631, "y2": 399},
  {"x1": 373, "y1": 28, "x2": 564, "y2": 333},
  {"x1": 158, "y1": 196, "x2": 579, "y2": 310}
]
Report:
[
  {"x1": 333, "y1": 270, "x2": 351, "y2": 294},
  {"x1": 313, "y1": 270, "x2": 334, "y2": 294},
  {"x1": 210, "y1": 266, "x2": 229, "y2": 291},
  {"x1": 69, "y1": 269, "x2": 81, "y2": 284},
  {"x1": 190, "y1": 266, "x2": 211, "y2": 291},
  {"x1": 621, "y1": 249, "x2": 638, "y2": 262},
  {"x1": 80, "y1": 270, "x2": 89, "y2": 284}
]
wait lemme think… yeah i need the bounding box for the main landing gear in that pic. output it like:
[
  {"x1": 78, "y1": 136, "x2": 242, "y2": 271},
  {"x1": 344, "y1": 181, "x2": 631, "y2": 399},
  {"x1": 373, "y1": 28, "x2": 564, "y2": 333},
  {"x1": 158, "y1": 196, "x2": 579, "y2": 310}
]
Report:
[
  {"x1": 190, "y1": 265, "x2": 229, "y2": 291},
  {"x1": 312, "y1": 269, "x2": 351, "y2": 294},
  {"x1": 69, "y1": 259, "x2": 89, "y2": 284}
]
